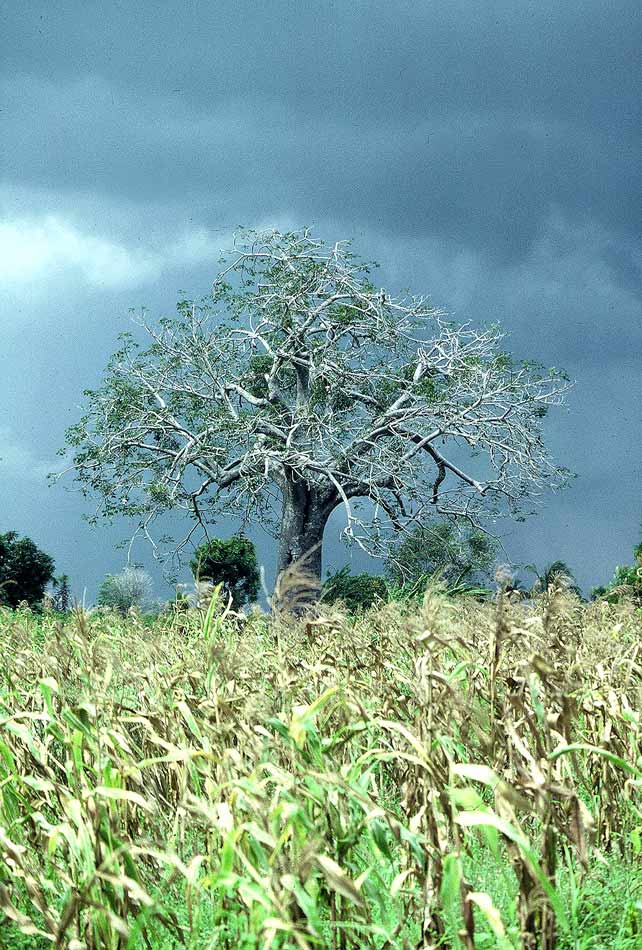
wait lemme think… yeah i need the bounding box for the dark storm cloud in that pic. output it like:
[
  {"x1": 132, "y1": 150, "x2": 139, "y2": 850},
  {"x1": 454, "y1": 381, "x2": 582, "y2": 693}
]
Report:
[
  {"x1": 3, "y1": 75, "x2": 640, "y2": 267},
  {"x1": 3, "y1": 1, "x2": 641, "y2": 260},
  {"x1": 6, "y1": 2, "x2": 640, "y2": 129},
  {"x1": 1, "y1": 1, "x2": 640, "y2": 599}
]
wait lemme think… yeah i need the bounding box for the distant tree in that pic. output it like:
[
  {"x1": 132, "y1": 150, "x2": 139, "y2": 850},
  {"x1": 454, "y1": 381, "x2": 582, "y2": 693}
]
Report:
[
  {"x1": 385, "y1": 519, "x2": 497, "y2": 591},
  {"x1": 97, "y1": 567, "x2": 153, "y2": 615},
  {"x1": 0, "y1": 531, "x2": 55, "y2": 608},
  {"x1": 190, "y1": 536, "x2": 260, "y2": 608},
  {"x1": 592, "y1": 531, "x2": 642, "y2": 605},
  {"x1": 63, "y1": 228, "x2": 571, "y2": 605},
  {"x1": 52, "y1": 574, "x2": 71, "y2": 612},
  {"x1": 322, "y1": 567, "x2": 388, "y2": 612},
  {"x1": 526, "y1": 560, "x2": 582, "y2": 597}
]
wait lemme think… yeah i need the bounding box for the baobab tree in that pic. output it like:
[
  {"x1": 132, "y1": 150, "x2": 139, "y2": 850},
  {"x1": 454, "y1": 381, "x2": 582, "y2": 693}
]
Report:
[{"x1": 62, "y1": 228, "x2": 570, "y2": 594}]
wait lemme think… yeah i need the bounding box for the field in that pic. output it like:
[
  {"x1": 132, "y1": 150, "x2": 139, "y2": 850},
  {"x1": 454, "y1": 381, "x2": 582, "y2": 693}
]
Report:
[{"x1": 1, "y1": 588, "x2": 641, "y2": 949}]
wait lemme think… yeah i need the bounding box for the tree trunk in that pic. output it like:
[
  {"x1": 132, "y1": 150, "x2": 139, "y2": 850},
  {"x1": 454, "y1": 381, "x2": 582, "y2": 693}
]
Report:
[{"x1": 276, "y1": 479, "x2": 331, "y2": 607}]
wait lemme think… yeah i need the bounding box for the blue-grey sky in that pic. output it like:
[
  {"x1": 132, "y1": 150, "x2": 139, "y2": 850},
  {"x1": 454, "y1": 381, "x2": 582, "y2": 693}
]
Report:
[{"x1": 2, "y1": 1, "x2": 640, "y2": 601}]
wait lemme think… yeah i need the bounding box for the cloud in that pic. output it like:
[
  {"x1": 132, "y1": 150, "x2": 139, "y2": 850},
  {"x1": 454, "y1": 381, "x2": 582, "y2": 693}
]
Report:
[
  {"x1": 0, "y1": 427, "x2": 54, "y2": 483},
  {"x1": 3, "y1": 69, "x2": 639, "y2": 268},
  {"x1": 4, "y1": 2, "x2": 640, "y2": 131},
  {"x1": 0, "y1": 214, "x2": 226, "y2": 290}
]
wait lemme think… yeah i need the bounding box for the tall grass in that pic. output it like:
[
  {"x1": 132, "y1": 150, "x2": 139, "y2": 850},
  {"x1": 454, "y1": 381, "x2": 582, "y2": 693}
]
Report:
[{"x1": 0, "y1": 587, "x2": 641, "y2": 948}]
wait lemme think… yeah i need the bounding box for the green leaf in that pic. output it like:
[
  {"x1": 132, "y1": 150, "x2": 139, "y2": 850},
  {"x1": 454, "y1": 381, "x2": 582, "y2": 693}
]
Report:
[{"x1": 314, "y1": 854, "x2": 365, "y2": 908}]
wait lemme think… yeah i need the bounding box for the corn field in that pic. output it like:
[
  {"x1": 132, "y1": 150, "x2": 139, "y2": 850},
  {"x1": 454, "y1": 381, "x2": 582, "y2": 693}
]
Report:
[{"x1": 1, "y1": 586, "x2": 641, "y2": 949}]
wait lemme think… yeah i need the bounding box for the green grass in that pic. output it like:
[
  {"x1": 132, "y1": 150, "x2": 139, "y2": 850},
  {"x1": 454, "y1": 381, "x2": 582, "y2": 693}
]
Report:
[{"x1": 4, "y1": 850, "x2": 639, "y2": 949}]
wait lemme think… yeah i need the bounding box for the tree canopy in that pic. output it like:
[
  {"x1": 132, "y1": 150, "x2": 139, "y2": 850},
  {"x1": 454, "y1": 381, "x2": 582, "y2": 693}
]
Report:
[
  {"x1": 322, "y1": 567, "x2": 388, "y2": 612},
  {"x1": 97, "y1": 567, "x2": 153, "y2": 615},
  {"x1": 63, "y1": 228, "x2": 571, "y2": 593},
  {"x1": 592, "y1": 529, "x2": 642, "y2": 605},
  {"x1": 52, "y1": 574, "x2": 71, "y2": 612},
  {"x1": 190, "y1": 536, "x2": 260, "y2": 608},
  {"x1": 0, "y1": 531, "x2": 55, "y2": 608},
  {"x1": 385, "y1": 519, "x2": 497, "y2": 591},
  {"x1": 526, "y1": 560, "x2": 582, "y2": 597}
]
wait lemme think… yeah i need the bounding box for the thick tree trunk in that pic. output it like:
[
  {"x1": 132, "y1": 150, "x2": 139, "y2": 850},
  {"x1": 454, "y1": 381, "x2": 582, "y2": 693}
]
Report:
[{"x1": 276, "y1": 479, "x2": 331, "y2": 606}]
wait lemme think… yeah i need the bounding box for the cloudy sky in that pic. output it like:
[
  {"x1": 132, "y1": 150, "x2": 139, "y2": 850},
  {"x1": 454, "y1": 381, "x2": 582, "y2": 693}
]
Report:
[{"x1": 2, "y1": 1, "x2": 640, "y2": 601}]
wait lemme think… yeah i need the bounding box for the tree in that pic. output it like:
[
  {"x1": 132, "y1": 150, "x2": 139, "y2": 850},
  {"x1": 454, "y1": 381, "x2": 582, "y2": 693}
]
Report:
[
  {"x1": 63, "y1": 228, "x2": 571, "y2": 599},
  {"x1": 190, "y1": 535, "x2": 260, "y2": 608},
  {"x1": 0, "y1": 531, "x2": 55, "y2": 608},
  {"x1": 385, "y1": 519, "x2": 497, "y2": 591},
  {"x1": 526, "y1": 560, "x2": 582, "y2": 597},
  {"x1": 322, "y1": 567, "x2": 388, "y2": 611},
  {"x1": 592, "y1": 530, "x2": 642, "y2": 605},
  {"x1": 97, "y1": 567, "x2": 153, "y2": 614},
  {"x1": 52, "y1": 573, "x2": 71, "y2": 612}
]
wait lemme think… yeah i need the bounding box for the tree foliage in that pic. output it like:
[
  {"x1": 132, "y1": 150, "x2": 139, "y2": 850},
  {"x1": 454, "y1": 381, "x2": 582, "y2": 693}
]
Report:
[
  {"x1": 0, "y1": 531, "x2": 55, "y2": 608},
  {"x1": 62, "y1": 228, "x2": 571, "y2": 592},
  {"x1": 321, "y1": 567, "x2": 388, "y2": 612},
  {"x1": 52, "y1": 574, "x2": 71, "y2": 612},
  {"x1": 97, "y1": 567, "x2": 153, "y2": 615},
  {"x1": 526, "y1": 560, "x2": 582, "y2": 597},
  {"x1": 190, "y1": 535, "x2": 260, "y2": 608},
  {"x1": 385, "y1": 519, "x2": 497, "y2": 591},
  {"x1": 592, "y1": 531, "x2": 642, "y2": 605}
]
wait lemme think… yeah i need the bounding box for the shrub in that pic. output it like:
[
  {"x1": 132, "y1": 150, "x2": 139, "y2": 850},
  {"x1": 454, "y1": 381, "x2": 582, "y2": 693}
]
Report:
[
  {"x1": 322, "y1": 567, "x2": 388, "y2": 611},
  {"x1": 0, "y1": 531, "x2": 55, "y2": 608},
  {"x1": 97, "y1": 567, "x2": 153, "y2": 615},
  {"x1": 190, "y1": 536, "x2": 260, "y2": 608}
]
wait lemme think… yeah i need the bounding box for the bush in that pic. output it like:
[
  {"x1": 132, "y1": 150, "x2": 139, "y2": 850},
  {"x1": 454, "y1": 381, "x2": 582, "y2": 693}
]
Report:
[
  {"x1": 0, "y1": 531, "x2": 55, "y2": 608},
  {"x1": 97, "y1": 567, "x2": 153, "y2": 615},
  {"x1": 322, "y1": 567, "x2": 388, "y2": 611},
  {"x1": 190, "y1": 536, "x2": 260, "y2": 609}
]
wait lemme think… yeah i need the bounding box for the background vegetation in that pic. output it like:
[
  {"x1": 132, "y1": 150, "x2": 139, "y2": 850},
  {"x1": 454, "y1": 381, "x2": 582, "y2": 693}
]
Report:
[
  {"x1": 0, "y1": 531, "x2": 55, "y2": 609},
  {"x1": 190, "y1": 537, "x2": 260, "y2": 609}
]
